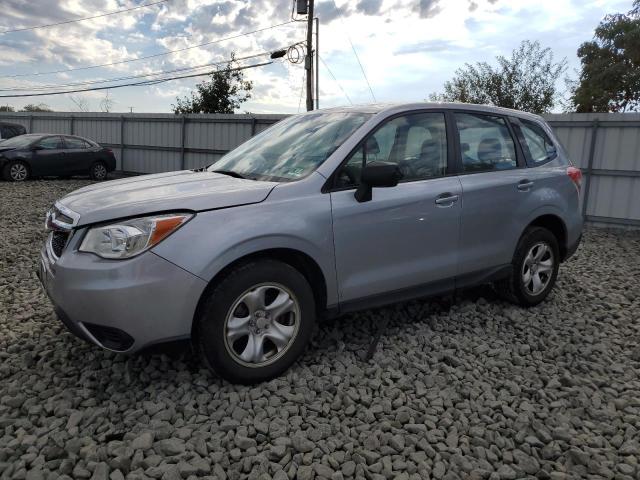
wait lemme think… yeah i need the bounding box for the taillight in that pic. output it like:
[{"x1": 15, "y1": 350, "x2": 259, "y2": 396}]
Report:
[{"x1": 567, "y1": 166, "x2": 582, "y2": 192}]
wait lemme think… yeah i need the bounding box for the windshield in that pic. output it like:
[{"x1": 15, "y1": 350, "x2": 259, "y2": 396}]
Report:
[
  {"x1": 208, "y1": 111, "x2": 371, "y2": 181},
  {"x1": 0, "y1": 134, "x2": 37, "y2": 148}
]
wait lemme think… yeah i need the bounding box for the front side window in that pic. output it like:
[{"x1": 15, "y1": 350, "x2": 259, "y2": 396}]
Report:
[
  {"x1": 208, "y1": 112, "x2": 371, "y2": 182},
  {"x1": 65, "y1": 137, "x2": 88, "y2": 149},
  {"x1": 36, "y1": 136, "x2": 63, "y2": 150},
  {"x1": 335, "y1": 112, "x2": 448, "y2": 188},
  {"x1": 517, "y1": 119, "x2": 556, "y2": 165},
  {"x1": 455, "y1": 113, "x2": 517, "y2": 172}
]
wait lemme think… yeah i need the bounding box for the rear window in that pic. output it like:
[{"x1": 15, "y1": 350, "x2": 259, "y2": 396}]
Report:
[{"x1": 1, "y1": 124, "x2": 25, "y2": 139}]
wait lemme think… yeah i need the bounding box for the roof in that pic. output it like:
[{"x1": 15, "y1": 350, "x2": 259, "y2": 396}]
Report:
[{"x1": 310, "y1": 102, "x2": 545, "y2": 121}]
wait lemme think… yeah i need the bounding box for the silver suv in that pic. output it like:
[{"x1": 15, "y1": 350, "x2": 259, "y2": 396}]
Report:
[{"x1": 39, "y1": 103, "x2": 583, "y2": 384}]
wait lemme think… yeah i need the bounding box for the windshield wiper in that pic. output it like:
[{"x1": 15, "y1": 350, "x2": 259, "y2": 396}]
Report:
[{"x1": 211, "y1": 169, "x2": 249, "y2": 180}]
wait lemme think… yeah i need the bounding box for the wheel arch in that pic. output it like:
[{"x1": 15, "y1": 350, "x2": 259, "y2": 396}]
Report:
[
  {"x1": 191, "y1": 247, "x2": 328, "y2": 337},
  {"x1": 4, "y1": 158, "x2": 32, "y2": 180},
  {"x1": 526, "y1": 213, "x2": 568, "y2": 261}
]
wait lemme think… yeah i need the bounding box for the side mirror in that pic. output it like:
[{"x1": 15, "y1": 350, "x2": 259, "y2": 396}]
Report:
[{"x1": 354, "y1": 161, "x2": 403, "y2": 203}]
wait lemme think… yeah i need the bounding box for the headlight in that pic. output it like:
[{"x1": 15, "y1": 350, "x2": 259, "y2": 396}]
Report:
[{"x1": 79, "y1": 213, "x2": 193, "y2": 259}]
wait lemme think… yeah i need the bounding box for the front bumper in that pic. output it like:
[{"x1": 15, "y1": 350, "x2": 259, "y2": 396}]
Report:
[{"x1": 38, "y1": 238, "x2": 207, "y2": 353}]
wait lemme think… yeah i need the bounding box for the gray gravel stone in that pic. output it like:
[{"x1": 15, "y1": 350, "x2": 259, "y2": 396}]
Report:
[{"x1": 1, "y1": 180, "x2": 640, "y2": 480}]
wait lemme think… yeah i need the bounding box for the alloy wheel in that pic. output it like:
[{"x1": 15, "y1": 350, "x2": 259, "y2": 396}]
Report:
[
  {"x1": 223, "y1": 283, "x2": 300, "y2": 367},
  {"x1": 93, "y1": 163, "x2": 107, "y2": 180},
  {"x1": 521, "y1": 242, "x2": 554, "y2": 295},
  {"x1": 10, "y1": 163, "x2": 28, "y2": 181}
]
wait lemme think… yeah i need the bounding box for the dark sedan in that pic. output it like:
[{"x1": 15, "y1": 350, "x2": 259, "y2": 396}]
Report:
[{"x1": 0, "y1": 134, "x2": 116, "y2": 182}]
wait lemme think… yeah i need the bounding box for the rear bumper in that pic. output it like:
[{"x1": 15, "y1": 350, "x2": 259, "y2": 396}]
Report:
[
  {"x1": 564, "y1": 232, "x2": 582, "y2": 261},
  {"x1": 38, "y1": 243, "x2": 207, "y2": 353}
]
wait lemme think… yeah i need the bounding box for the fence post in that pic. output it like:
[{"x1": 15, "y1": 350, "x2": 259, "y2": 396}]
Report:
[
  {"x1": 120, "y1": 115, "x2": 125, "y2": 172},
  {"x1": 581, "y1": 119, "x2": 599, "y2": 218},
  {"x1": 181, "y1": 115, "x2": 186, "y2": 170},
  {"x1": 69, "y1": 115, "x2": 74, "y2": 135},
  {"x1": 251, "y1": 117, "x2": 257, "y2": 136},
  {"x1": 29, "y1": 115, "x2": 33, "y2": 133}
]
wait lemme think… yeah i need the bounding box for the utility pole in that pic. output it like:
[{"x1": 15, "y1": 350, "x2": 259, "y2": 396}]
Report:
[{"x1": 305, "y1": 0, "x2": 315, "y2": 111}]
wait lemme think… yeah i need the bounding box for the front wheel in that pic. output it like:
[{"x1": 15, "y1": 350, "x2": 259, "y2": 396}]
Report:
[
  {"x1": 195, "y1": 260, "x2": 316, "y2": 384},
  {"x1": 495, "y1": 226, "x2": 560, "y2": 307},
  {"x1": 3, "y1": 161, "x2": 30, "y2": 182},
  {"x1": 89, "y1": 161, "x2": 108, "y2": 181}
]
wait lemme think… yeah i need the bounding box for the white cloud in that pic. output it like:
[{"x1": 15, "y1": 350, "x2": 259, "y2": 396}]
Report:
[{"x1": 0, "y1": 0, "x2": 631, "y2": 113}]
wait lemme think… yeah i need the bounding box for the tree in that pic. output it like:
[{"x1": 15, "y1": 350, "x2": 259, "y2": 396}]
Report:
[
  {"x1": 172, "y1": 54, "x2": 253, "y2": 114},
  {"x1": 571, "y1": 1, "x2": 640, "y2": 112},
  {"x1": 0, "y1": 105, "x2": 15, "y2": 112},
  {"x1": 430, "y1": 40, "x2": 567, "y2": 114},
  {"x1": 69, "y1": 95, "x2": 89, "y2": 112},
  {"x1": 100, "y1": 91, "x2": 114, "y2": 113},
  {"x1": 21, "y1": 103, "x2": 53, "y2": 112}
]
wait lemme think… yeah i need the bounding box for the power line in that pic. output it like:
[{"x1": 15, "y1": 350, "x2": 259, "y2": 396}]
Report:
[
  {"x1": 0, "y1": 20, "x2": 299, "y2": 79},
  {"x1": 0, "y1": 49, "x2": 288, "y2": 92},
  {"x1": 329, "y1": 0, "x2": 376, "y2": 102},
  {"x1": 0, "y1": 61, "x2": 274, "y2": 98},
  {"x1": 0, "y1": 0, "x2": 170, "y2": 35},
  {"x1": 318, "y1": 54, "x2": 353, "y2": 105}
]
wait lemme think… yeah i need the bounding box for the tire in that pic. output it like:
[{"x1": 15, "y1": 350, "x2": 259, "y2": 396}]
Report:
[
  {"x1": 89, "y1": 161, "x2": 108, "y2": 181},
  {"x1": 195, "y1": 259, "x2": 316, "y2": 384},
  {"x1": 495, "y1": 226, "x2": 560, "y2": 307},
  {"x1": 3, "y1": 161, "x2": 30, "y2": 182}
]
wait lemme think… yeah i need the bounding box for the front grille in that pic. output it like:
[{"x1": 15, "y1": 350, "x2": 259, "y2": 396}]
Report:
[
  {"x1": 51, "y1": 231, "x2": 69, "y2": 258},
  {"x1": 83, "y1": 323, "x2": 134, "y2": 351}
]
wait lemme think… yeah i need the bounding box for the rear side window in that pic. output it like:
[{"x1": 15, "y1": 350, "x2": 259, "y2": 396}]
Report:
[
  {"x1": 516, "y1": 119, "x2": 557, "y2": 165},
  {"x1": 64, "y1": 137, "x2": 89, "y2": 149},
  {"x1": 455, "y1": 113, "x2": 517, "y2": 173}
]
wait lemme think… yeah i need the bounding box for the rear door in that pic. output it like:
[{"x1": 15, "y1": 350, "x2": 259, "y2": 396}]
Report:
[
  {"x1": 32, "y1": 136, "x2": 67, "y2": 176},
  {"x1": 453, "y1": 111, "x2": 532, "y2": 278},
  {"x1": 62, "y1": 136, "x2": 94, "y2": 174}
]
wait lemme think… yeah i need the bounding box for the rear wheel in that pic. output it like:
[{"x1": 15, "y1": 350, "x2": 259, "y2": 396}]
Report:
[
  {"x1": 195, "y1": 259, "x2": 316, "y2": 384},
  {"x1": 89, "y1": 161, "x2": 108, "y2": 181},
  {"x1": 3, "y1": 161, "x2": 30, "y2": 182},
  {"x1": 495, "y1": 226, "x2": 560, "y2": 307}
]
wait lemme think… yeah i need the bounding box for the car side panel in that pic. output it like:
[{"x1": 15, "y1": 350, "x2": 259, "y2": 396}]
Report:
[
  {"x1": 457, "y1": 169, "x2": 534, "y2": 274},
  {"x1": 151, "y1": 173, "x2": 339, "y2": 307}
]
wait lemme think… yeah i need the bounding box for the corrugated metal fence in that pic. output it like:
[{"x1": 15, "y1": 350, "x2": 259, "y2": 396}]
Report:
[
  {"x1": 1, "y1": 111, "x2": 639, "y2": 227},
  {"x1": 0, "y1": 112, "x2": 286, "y2": 173},
  {"x1": 543, "y1": 113, "x2": 640, "y2": 228}
]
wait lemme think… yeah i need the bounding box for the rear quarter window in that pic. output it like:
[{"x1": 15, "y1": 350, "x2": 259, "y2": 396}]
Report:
[{"x1": 516, "y1": 119, "x2": 564, "y2": 166}]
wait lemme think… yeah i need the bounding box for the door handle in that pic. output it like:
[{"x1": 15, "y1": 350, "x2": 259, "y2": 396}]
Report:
[
  {"x1": 435, "y1": 193, "x2": 459, "y2": 206},
  {"x1": 517, "y1": 180, "x2": 534, "y2": 191}
]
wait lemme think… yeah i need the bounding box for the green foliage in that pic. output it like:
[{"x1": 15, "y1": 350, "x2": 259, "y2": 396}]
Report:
[
  {"x1": 430, "y1": 40, "x2": 567, "y2": 114},
  {"x1": 0, "y1": 105, "x2": 15, "y2": 112},
  {"x1": 571, "y1": 1, "x2": 640, "y2": 112},
  {"x1": 21, "y1": 103, "x2": 53, "y2": 112},
  {"x1": 172, "y1": 54, "x2": 253, "y2": 114}
]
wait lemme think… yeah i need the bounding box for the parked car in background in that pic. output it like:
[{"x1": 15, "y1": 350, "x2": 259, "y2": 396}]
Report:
[
  {"x1": 0, "y1": 121, "x2": 27, "y2": 142},
  {"x1": 39, "y1": 103, "x2": 583, "y2": 384},
  {"x1": 0, "y1": 134, "x2": 116, "y2": 181}
]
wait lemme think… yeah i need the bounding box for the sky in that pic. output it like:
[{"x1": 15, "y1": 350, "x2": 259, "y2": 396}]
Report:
[{"x1": 0, "y1": 0, "x2": 632, "y2": 114}]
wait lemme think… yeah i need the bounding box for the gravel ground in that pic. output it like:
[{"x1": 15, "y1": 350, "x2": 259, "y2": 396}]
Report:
[{"x1": 1, "y1": 180, "x2": 640, "y2": 480}]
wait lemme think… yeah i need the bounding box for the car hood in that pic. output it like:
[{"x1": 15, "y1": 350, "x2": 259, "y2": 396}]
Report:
[{"x1": 58, "y1": 170, "x2": 278, "y2": 226}]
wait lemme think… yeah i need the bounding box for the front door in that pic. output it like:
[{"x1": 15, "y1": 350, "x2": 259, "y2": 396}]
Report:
[
  {"x1": 329, "y1": 111, "x2": 462, "y2": 305},
  {"x1": 32, "y1": 136, "x2": 67, "y2": 176}
]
